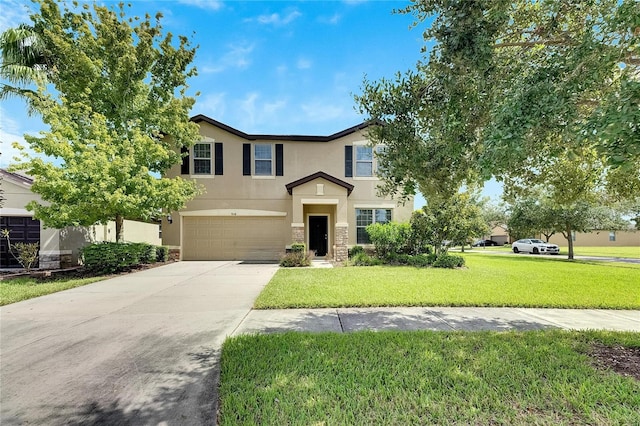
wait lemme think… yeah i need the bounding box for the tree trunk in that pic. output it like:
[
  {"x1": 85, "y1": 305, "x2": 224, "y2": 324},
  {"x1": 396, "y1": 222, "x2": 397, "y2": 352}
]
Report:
[
  {"x1": 562, "y1": 225, "x2": 574, "y2": 260},
  {"x1": 115, "y1": 214, "x2": 124, "y2": 243}
]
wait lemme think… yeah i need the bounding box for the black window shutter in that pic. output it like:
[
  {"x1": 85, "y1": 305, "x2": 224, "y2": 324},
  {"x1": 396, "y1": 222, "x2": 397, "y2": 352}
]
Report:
[
  {"x1": 345, "y1": 145, "x2": 353, "y2": 177},
  {"x1": 242, "y1": 143, "x2": 251, "y2": 176},
  {"x1": 180, "y1": 146, "x2": 190, "y2": 175},
  {"x1": 214, "y1": 142, "x2": 223, "y2": 175},
  {"x1": 275, "y1": 144, "x2": 284, "y2": 176}
]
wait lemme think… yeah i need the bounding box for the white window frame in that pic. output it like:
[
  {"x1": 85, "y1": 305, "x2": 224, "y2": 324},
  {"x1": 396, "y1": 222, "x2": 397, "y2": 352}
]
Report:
[
  {"x1": 353, "y1": 141, "x2": 384, "y2": 180},
  {"x1": 355, "y1": 145, "x2": 374, "y2": 177},
  {"x1": 609, "y1": 231, "x2": 616, "y2": 242},
  {"x1": 192, "y1": 142, "x2": 213, "y2": 176},
  {"x1": 253, "y1": 143, "x2": 274, "y2": 178},
  {"x1": 355, "y1": 208, "x2": 392, "y2": 245}
]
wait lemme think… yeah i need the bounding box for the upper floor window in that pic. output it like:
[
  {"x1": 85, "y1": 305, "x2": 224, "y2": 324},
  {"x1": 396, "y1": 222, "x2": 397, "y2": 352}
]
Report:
[
  {"x1": 345, "y1": 143, "x2": 386, "y2": 178},
  {"x1": 181, "y1": 141, "x2": 222, "y2": 176},
  {"x1": 355, "y1": 146, "x2": 373, "y2": 177},
  {"x1": 193, "y1": 143, "x2": 212, "y2": 174},
  {"x1": 254, "y1": 144, "x2": 273, "y2": 176},
  {"x1": 243, "y1": 143, "x2": 283, "y2": 177}
]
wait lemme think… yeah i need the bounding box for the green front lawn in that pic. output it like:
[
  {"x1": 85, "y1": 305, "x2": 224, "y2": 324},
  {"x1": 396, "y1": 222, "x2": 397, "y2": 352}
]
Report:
[
  {"x1": 0, "y1": 276, "x2": 105, "y2": 306},
  {"x1": 255, "y1": 254, "x2": 640, "y2": 309},
  {"x1": 219, "y1": 330, "x2": 640, "y2": 425},
  {"x1": 563, "y1": 246, "x2": 640, "y2": 258}
]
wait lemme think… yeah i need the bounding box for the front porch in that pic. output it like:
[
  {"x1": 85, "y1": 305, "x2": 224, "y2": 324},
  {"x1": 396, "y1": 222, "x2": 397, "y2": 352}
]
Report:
[{"x1": 286, "y1": 171, "x2": 353, "y2": 262}]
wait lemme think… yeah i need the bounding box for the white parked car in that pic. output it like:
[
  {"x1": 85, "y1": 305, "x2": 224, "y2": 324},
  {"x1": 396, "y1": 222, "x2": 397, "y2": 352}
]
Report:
[{"x1": 512, "y1": 239, "x2": 560, "y2": 255}]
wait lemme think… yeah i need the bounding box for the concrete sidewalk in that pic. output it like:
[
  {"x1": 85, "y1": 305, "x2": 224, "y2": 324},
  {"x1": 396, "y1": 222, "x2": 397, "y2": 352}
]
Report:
[{"x1": 234, "y1": 307, "x2": 640, "y2": 335}]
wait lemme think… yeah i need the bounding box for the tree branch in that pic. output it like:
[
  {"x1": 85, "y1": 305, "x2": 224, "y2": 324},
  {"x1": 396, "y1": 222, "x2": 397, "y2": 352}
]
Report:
[{"x1": 494, "y1": 39, "x2": 573, "y2": 48}]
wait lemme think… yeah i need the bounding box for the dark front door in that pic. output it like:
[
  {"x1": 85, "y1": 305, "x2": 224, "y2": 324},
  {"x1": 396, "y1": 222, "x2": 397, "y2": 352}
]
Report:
[
  {"x1": 0, "y1": 216, "x2": 40, "y2": 268},
  {"x1": 309, "y1": 216, "x2": 328, "y2": 257}
]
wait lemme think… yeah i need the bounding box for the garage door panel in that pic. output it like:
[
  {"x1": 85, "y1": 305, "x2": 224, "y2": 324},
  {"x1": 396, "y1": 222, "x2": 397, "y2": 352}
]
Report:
[
  {"x1": 1, "y1": 216, "x2": 40, "y2": 268},
  {"x1": 183, "y1": 216, "x2": 286, "y2": 261}
]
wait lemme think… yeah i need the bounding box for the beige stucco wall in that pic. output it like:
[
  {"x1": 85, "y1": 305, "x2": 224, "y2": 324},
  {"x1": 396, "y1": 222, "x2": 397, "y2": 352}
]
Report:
[
  {"x1": 547, "y1": 230, "x2": 640, "y2": 247},
  {"x1": 162, "y1": 120, "x2": 414, "y2": 253},
  {"x1": 59, "y1": 220, "x2": 161, "y2": 264},
  {"x1": 3, "y1": 174, "x2": 161, "y2": 266},
  {"x1": 1, "y1": 177, "x2": 62, "y2": 259}
]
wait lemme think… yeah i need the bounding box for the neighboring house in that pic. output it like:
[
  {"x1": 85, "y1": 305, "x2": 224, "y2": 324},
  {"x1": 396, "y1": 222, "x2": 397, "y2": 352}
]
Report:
[
  {"x1": 0, "y1": 169, "x2": 161, "y2": 269},
  {"x1": 489, "y1": 222, "x2": 639, "y2": 247},
  {"x1": 546, "y1": 230, "x2": 639, "y2": 247},
  {"x1": 162, "y1": 115, "x2": 413, "y2": 262},
  {"x1": 489, "y1": 225, "x2": 510, "y2": 245}
]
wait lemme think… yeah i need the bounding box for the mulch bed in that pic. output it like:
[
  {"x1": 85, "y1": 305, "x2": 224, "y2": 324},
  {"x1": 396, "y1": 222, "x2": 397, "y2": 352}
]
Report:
[
  {"x1": 589, "y1": 344, "x2": 640, "y2": 381},
  {"x1": 0, "y1": 260, "x2": 175, "y2": 282}
]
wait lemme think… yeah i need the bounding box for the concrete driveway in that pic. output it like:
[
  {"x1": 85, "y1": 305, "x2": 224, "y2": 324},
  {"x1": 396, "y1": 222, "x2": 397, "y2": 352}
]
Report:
[{"x1": 0, "y1": 261, "x2": 278, "y2": 425}]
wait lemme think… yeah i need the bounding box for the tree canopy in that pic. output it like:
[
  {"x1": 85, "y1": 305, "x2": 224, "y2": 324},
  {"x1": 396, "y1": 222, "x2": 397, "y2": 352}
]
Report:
[
  {"x1": 356, "y1": 0, "x2": 639, "y2": 203},
  {"x1": 6, "y1": 0, "x2": 201, "y2": 240}
]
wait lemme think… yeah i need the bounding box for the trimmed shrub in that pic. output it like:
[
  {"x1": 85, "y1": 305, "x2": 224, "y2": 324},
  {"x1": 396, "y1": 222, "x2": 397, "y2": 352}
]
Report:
[
  {"x1": 81, "y1": 242, "x2": 167, "y2": 274},
  {"x1": 291, "y1": 243, "x2": 306, "y2": 253},
  {"x1": 131, "y1": 243, "x2": 156, "y2": 264},
  {"x1": 348, "y1": 245, "x2": 364, "y2": 258},
  {"x1": 432, "y1": 254, "x2": 465, "y2": 269},
  {"x1": 351, "y1": 251, "x2": 382, "y2": 266},
  {"x1": 156, "y1": 246, "x2": 169, "y2": 262},
  {"x1": 384, "y1": 253, "x2": 437, "y2": 267},
  {"x1": 280, "y1": 250, "x2": 311, "y2": 267},
  {"x1": 366, "y1": 222, "x2": 413, "y2": 258}
]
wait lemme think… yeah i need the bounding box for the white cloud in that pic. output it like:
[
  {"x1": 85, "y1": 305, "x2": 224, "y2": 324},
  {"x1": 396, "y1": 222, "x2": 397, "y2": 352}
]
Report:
[
  {"x1": 296, "y1": 58, "x2": 312, "y2": 70},
  {"x1": 319, "y1": 13, "x2": 341, "y2": 25},
  {"x1": 200, "y1": 42, "x2": 255, "y2": 73},
  {"x1": 229, "y1": 93, "x2": 289, "y2": 132},
  {"x1": 196, "y1": 93, "x2": 227, "y2": 120},
  {"x1": 253, "y1": 10, "x2": 301, "y2": 26},
  {"x1": 176, "y1": 0, "x2": 224, "y2": 12},
  {"x1": 0, "y1": 0, "x2": 31, "y2": 32}
]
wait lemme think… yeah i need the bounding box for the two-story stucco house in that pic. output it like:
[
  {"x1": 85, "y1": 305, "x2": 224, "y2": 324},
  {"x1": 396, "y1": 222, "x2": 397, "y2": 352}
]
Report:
[{"x1": 161, "y1": 115, "x2": 413, "y2": 262}]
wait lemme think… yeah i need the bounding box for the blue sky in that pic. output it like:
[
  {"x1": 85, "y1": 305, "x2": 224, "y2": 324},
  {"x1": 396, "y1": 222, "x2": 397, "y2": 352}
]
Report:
[{"x1": 0, "y1": 0, "x2": 503, "y2": 207}]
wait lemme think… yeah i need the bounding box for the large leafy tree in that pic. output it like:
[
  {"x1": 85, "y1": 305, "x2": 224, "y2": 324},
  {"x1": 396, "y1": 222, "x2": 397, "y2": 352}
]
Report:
[
  {"x1": 507, "y1": 189, "x2": 631, "y2": 259},
  {"x1": 9, "y1": 0, "x2": 201, "y2": 241},
  {"x1": 411, "y1": 192, "x2": 488, "y2": 255},
  {"x1": 356, "y1": 0, "x2": 639, "y2": 205}
]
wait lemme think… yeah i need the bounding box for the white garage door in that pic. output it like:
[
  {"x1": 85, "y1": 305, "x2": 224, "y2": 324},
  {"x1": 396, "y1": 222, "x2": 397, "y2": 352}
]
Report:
[{"x1": 182, "y1": 216, "x2": 287, "y2": 261}]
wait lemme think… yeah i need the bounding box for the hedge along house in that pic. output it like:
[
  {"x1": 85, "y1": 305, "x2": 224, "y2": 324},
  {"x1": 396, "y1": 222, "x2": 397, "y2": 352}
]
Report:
[
  {"x1": 162, "y1": 115, "x2": 413, "y2": 262},
  {"x1": 0, "y1": 169, "x2": 161, "y2": 269}
]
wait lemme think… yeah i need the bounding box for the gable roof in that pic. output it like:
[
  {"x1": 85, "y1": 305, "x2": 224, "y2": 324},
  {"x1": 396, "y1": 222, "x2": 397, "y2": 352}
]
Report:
[
  {"x1": 191, "y1": 114, "x2": 373, "y2": 142},
  {"x1": 0, "y1": 168, "x2": 33, "y2": 186},
  {"x1": 285, "y1": 171, "x2": 354, "y2": 195}
]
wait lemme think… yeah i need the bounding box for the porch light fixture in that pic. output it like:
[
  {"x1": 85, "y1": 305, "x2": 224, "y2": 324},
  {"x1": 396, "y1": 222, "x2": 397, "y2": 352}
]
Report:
[{"x1": 166, "y1": 214, "x2": 173, "y2": 224}]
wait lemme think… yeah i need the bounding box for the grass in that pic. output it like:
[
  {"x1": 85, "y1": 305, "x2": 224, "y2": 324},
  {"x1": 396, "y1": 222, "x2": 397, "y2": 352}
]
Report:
[
  {"x1": 254, "y1": 254, "x2": 640, "y2": 309},
  {"x1": 463, "y1": 245, "x2": 640, "y2": 258},
  {"x1": 219, "y1": 330, "x2": 640, "y2": 425},
  {"x1": 564, "y1": 246, "x2": 640, "y2": 258},
  {"x1": 0, "y1": 276, "x2": 105, "y2": 306}
]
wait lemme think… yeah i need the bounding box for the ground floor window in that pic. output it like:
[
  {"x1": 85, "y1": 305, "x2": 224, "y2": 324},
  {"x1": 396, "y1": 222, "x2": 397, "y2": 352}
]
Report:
[
  {"x1": 609, "y1": 231, "x2": 616, "y2": 242},
  {"x1": 356, "y1": 208, "x2": 392, "y2": 244}
]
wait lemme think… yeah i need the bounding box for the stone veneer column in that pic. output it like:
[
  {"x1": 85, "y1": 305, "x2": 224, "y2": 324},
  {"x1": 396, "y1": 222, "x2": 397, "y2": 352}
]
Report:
[
  {"x1": 38, "y1": 251, "x2": 61, "y2": 269},
  {"x1": 291, "y1": 224, "x2": 305, "y2": 244},
  {"x1": 334, "y1": 224, "x2": 348, "y2": 262}
]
